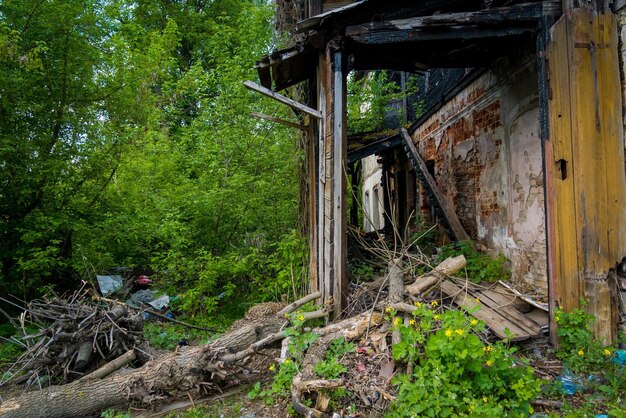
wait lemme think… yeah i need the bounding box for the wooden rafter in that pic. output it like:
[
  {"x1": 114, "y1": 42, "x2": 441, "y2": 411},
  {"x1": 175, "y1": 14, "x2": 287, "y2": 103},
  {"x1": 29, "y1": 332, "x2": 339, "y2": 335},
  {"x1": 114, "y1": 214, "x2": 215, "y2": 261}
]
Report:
[{"x1": 243, "y1": 81, "x2": 322, "y2": 119}]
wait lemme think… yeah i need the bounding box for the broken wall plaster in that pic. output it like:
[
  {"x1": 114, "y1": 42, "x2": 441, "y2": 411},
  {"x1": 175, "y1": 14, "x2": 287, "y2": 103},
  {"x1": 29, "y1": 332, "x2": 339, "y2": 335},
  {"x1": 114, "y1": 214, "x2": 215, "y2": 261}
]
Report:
[{"x1": 411, "y1": 58, "x2": 547, "y2": 292}]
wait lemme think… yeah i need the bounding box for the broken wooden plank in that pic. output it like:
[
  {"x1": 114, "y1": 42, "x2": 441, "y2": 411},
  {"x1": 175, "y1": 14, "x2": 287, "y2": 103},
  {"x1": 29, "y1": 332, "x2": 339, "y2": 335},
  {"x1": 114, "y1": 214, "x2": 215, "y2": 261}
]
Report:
[
  {"x1": 250, "y1": 112, "x2": 308, "y2": 131},
  {"x1": 439, "y1": 280, "x2": 533, "y2": 340},
  {"x1": 243, "y1": 81, "x2": 322, "y2": 119},
  {"x1": 400, "y1": 128, "x2": 470, "y2": 241},
  {"x1": 477, "y1": 288, "x2": 542, "y2": 337}
]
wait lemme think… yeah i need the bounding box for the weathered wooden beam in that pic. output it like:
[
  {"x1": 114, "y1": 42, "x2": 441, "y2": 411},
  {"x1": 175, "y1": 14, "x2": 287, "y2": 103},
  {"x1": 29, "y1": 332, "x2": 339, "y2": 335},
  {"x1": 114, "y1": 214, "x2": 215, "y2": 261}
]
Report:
[
  {"x1": 349, "y1": 25, "x2": 535, "y2": 45},
  {"x1": 400, "y1": 128, "x2": 470, "y2": 241},
  {"x1": 250, "y1": 112, "x2": 308, "y2": 131},
  {"x1": 296, "y1": 0, "x2": 469, "y2": 32},
  {"x1": 346, "y1": 2, "x2": 544, "y2": 35},
  {"x1": 347, "y1": 134, "x2": 402, "y2": 163},
  {"x1": 331, "y1": 49, "x2": 347, "y2": 316},
  {"x1": 243, "y1": 81, "x2": 322, "y2": 119}
]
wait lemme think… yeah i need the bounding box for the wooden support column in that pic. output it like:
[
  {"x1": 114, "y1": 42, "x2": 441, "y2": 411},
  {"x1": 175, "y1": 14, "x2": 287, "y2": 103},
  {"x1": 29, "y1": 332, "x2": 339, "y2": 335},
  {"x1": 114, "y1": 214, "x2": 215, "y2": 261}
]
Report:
[
  {"x1": 308, "y1": 116, "x2": 318, "y2": 294},
  {"x1": 545, "y1": 9, "x2": 626, "y2": 343},
  {"x1": 317, "y1": 42, "x2": 347, "y2": 317}
]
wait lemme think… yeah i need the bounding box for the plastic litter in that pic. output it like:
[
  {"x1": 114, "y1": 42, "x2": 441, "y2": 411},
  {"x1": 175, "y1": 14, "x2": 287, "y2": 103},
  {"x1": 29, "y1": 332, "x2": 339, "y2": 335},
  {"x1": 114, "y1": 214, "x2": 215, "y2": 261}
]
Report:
[
  {"x1": 136, "y1": 275, "x2": 152, "y2": 285},
  {"x1": 556, "y1": 368, "x2": 583, "y2": 395},
  {"x1": 612, "y1": 349, "x2": 626, "y2": 366},
  {"x1": 127, "y1": 289, "x2": 157, "y2": 308},
  {"x1": 96, "y1": 275, "x2": 123, "y2": 296},
  {"x1": 147, "y1": 295, "x2": 170, "y2": 310}
]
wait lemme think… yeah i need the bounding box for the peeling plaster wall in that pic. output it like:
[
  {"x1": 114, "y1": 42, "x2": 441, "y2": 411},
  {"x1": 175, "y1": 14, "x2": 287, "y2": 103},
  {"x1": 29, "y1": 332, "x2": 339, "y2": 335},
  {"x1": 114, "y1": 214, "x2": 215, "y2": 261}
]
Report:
[
  {"x1": 361, "y1": 155, "x2": 383, "y2": 232},
  {"x1": 412, "y1": 60, "x2": 547, "y2": 292}
]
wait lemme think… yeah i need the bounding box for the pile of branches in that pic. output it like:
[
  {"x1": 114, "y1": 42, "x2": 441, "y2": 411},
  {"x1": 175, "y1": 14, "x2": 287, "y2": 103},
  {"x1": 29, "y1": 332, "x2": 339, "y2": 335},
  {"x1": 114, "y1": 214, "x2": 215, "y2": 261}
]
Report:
[{"x1": 0, "y1": 286, "x2": 144, "y2": 388}]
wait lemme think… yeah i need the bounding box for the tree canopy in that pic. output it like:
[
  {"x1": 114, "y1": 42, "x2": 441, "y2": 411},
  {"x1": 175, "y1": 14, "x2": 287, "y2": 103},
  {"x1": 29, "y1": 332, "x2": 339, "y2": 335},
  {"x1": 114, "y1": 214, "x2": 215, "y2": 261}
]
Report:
[{"x1": 0, "y1": 0, "x2": 302, "y2": 317}]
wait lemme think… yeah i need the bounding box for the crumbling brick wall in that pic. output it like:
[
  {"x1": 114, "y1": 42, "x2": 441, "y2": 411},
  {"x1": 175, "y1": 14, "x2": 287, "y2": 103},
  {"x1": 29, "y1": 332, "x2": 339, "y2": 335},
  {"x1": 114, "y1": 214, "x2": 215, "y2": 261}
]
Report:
[{"x1": 412, "y1": 61, "x2": 548, "y2": 293}]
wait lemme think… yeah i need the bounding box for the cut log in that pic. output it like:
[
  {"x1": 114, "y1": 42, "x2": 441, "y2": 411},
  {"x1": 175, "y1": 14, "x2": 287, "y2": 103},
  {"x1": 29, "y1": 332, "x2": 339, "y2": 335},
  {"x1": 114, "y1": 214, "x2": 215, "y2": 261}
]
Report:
[
  {"x1": 77, "y1": 349, "x2": 136, "y2": 383},
  {"x1": 74, "y1": 341, "x2": 93, "y2": 371},
  {"x1": 387, "y1": 258, "x2": 404, "y2": 346},
  {"x1": 406, "y1": 255, "x2": 466, "y2": 296},
  {"x1": 387, "y1": 258, "x2": 404, "y2": 304}
]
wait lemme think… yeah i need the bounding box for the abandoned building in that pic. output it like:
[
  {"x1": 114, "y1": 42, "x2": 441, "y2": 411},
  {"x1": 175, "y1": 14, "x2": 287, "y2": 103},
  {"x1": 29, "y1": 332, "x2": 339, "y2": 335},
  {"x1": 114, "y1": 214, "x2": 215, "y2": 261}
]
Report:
[{"x1": 247, "y1": 0, "x2": 626, "y2": 344}]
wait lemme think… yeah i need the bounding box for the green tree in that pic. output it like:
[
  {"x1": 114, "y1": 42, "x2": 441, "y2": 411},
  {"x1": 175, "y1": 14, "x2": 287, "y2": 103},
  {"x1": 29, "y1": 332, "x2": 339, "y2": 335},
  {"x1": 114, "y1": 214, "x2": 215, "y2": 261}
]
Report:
[{"x1": 1, "y1": 0, "x2": 301, "y2": 306}]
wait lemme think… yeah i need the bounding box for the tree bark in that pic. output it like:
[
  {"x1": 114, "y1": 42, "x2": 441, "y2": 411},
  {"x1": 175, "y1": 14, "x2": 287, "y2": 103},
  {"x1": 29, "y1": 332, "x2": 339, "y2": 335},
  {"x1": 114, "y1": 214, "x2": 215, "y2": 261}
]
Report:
[{"x1": 0, "y1": 316, "x2": 287, "y2": 418}]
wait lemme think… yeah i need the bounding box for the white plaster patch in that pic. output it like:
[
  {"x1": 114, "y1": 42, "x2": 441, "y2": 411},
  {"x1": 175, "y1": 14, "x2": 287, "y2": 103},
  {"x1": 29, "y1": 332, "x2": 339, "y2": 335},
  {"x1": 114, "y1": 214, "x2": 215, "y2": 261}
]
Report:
[
  {"x1": 435, "y1": 132, "x2": 443, "y2": 150},
  {"x1": 453, "y1": 139, "x2": 474, "y2": 161}
]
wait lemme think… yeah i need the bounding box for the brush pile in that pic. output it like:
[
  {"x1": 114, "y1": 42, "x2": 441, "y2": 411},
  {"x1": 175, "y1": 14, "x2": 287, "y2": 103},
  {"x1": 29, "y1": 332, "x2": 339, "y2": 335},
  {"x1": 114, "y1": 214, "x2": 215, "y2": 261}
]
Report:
[{"x1": 0, "y1": 287, "x2": 144, "y2": 387}]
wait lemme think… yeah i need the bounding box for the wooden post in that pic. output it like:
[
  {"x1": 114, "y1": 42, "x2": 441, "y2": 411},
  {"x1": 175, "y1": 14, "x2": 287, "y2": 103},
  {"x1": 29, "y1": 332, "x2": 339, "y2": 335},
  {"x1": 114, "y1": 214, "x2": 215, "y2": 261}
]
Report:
[
  {"x1": 331, "y1": 48, "x2": 348, "y2": 316},
  {"x1": 316, "y1": 43, "x2": 347, "y2": 317},
  {"x1": 545, "y1": 9, "x2": 626, "y2": 343}
]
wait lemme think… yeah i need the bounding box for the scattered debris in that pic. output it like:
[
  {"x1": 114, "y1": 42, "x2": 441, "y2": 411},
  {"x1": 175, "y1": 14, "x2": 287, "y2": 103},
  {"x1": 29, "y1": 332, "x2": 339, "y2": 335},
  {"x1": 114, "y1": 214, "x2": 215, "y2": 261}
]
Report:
[
  {"x1": 439, "y1": 279, "x2": 547, "y2": 340},
  {"x1": 96, "y1": 275, "x2": 124, "y2": 297},
  {"x1": 0, "y1": 285, "x2": 145, "y2": 388}
]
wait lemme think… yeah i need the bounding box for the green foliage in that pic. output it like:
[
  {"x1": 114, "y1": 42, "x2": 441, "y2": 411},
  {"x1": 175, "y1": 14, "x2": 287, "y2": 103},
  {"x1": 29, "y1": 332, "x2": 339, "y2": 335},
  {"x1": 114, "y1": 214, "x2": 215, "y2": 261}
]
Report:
[
  {"x1": 248, "y1": 310, "x2": 327, "y2": 405},
  {"x1": 541, "y1": 306, "x2": 626, "y2": 416},
  {"x1": 387, "y1": 304, "x2": 541, "y2": 417},
  {"x1": 162, "y1": 399, "x2": 244, "y2": 418},
  {"x1": 348, "y1": 260, "x2": 375, "y2": 283},
  {"x1": 347, "y1": 71, "x2": 419, "y2": 134},
  {"x1": 410, "y1": 214, "x2": 440, "y2": 255},
  {"x1": 554, "y1": 304, "x2": 609, "y2": 373},
  {"x1": 100, "y1": 409, "x2": 130, "y2": 418},
  {"x1": 313, "y1": 338, "x2": 355, "y2": 380},
  {"x1": 159, "y1": 229, "x2": 308, "y2": 322},
  {"x1": 0, "y1": 0, "x2": 300, "y2": 306},
  {"x1": 143, "y1": 323, "x2": 214, "y2": 350},
  {"x1": 0, "y1": 324, "x2": 25, "y2": 369},
  {"x1": 436, "y1": 240, "x2": 511, "y2": 283},
  {"x1": 248, "y1": 358, "x2": 298, "y2": 405},
  {"x1": 314, "y1": 357, "x2": 346, "y2": 380},
  {"x1": 0, "y1": 341, "x2": 22, "y2": 368}
]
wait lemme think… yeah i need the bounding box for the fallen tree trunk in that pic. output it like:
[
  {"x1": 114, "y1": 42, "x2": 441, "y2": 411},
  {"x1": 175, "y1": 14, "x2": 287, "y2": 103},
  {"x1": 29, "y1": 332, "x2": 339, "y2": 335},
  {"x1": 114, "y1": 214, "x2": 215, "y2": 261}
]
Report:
[{"x1": 0, "y1": 293, "x2": 316, "y2": 418}]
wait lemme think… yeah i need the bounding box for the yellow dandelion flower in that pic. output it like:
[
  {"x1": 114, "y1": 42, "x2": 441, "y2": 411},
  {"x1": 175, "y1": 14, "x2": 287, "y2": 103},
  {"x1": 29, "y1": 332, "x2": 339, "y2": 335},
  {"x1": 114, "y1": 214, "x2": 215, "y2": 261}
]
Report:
[
  {"x1": 483, "y1": 345, "x2": 492, "y2": 352},
  {"x1": 470, "y1": 319, "x2": 478, "y2": 326},
  {"x1": 414, "y1": 301, "x2": 422, "y2": 308},
  {"x1": 393, "y1": 317, "x2": 401, "y2": 327},
  {"x1": 434, "y1": 314, "x2": 440, "y2": 320},
  {"x1": 445, "y1": 329, "x2": 453, "y2": 337},
  {"x1": 486, "y1": 360, "x2": 493, "y2": 366},
  {"x1": 474, "y1": 297, "x2": 480, "y2": 303},
  {"x1": 604, "y1": 349, "x2": 612, "y2": 356},
  {"x1": 297, "y1": 315, "x2": 305, "y2": 321},
  {"x1": 455, "y1": 329, "x2": 464, "y2": 336},
  {"x1": 409, "y1": 319, "x2": 416, "y2": 326},
  {"x1": 483, "y1": 396, "x2": 488, "y2": 403},
  {"x1": 431, "y1": 300, "x2": 438, "y2": 307},
  {"x1": 285, "y1": 359, "x2": 291, "y2": 364},
  {"x1": 578, "y1": 350, "x2": 584, "y2": 356},
  {"x1": 269, "y1": 364, "x2": 275, "y2": 372}
]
